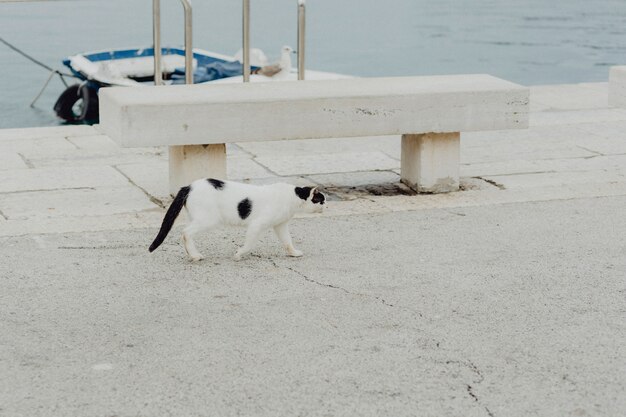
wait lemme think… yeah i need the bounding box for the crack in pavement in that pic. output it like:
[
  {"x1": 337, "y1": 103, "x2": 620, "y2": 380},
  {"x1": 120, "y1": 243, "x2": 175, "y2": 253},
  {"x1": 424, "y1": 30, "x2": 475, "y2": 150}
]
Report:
[
  {"x1": 112, "y1": 165, "x2": 166, "y2": 209},
  {"x1": 444, "y1": 359, "x2": 484, "y2": 383},
  {"x1": 467, "y1": 384, "x2": 479, "y2": 401},
  {"x1": 473, "y1": 176, "x2": 506, "y2": 190},
  {"x1": 268, "y1": 258, "x2": 492, "y2": 415},
  {"x1": 248, "y1": 158, "x2": 283, "y2": 178},
  {"x1": 17, "y1": 153, "x2": 34, "y2": 168},
  {"x1": 64, "y1": 136, "x2": 81, "y2": 150},
  {"x1": 268, "y1": 259, "x2": 397, "y2": 308},
  {"x1": 467, "y1": 384, "x2": 495, "y2": 417},
  {"x1": 443, "y1": 359, "x2": 494, "y2": 417},
  {"x1": 576, "y1": 145, "x2": 604, "y2": 157}
]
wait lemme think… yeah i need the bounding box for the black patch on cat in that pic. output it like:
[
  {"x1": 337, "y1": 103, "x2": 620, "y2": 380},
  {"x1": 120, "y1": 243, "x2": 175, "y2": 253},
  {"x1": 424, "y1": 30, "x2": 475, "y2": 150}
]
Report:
[
  {"x1": 207, "y1": 178, "x2": 225, "y2": 190},
  {"x1": 295, "y1": 186, "x2": 312, "y2": 200},
  {"x1": 311, "y1": 190, "x2": 325, "y2": 205},
  {"x1": 238, "y1": 198, "x2": 252, "y2": 220}
]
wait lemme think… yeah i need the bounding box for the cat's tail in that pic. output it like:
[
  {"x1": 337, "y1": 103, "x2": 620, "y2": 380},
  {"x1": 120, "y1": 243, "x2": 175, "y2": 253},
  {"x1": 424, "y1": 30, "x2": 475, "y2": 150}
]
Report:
[{"x1": 149, "y1": 185, "x2": 191, "y2": 252}]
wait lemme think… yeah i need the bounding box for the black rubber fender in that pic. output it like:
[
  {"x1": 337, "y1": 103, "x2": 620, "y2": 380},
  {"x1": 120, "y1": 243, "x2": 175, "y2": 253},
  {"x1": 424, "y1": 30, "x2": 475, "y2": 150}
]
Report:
[{"x1": 53, "y1": 84, "x2": 99, "y2": 123}]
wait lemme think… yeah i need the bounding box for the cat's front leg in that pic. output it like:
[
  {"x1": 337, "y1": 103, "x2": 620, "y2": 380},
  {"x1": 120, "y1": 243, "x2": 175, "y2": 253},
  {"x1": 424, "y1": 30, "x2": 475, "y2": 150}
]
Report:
[
  {"x1": 274, "y1": 222, "x2": 303, "y2": 257},
  {"x1": 234, "y1": 223, "x2": 266, "y2": 261}
]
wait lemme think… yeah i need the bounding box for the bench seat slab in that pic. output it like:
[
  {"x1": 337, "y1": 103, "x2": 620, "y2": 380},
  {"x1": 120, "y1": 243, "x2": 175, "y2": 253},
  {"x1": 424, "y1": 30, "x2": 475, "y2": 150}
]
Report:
[{"x1": 98, "y1": 75, "x2": 528, "y2": 147}]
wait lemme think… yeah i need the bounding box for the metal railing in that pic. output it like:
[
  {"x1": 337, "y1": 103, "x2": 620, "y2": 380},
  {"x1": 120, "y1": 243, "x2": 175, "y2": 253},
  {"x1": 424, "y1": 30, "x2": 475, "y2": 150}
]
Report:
[
  {"x1": 152, "y1": 0, "x2": 193, "y2": 86},
  {"x1": 152, "y1": 0, "x2": 162, "y2": 85},
  {"x1": 242, "y1": 0, "x2": 250, "y2": 82},
  {"x1": 181, "y1": 0, "x2": 193, "y2": 85},
  {"x1": 152, "y1": 0, "x2": 305, "y2": 85},
  {"x1": 297, "y1": 0, "x2": 306, "y2": 80},
  {"x1": 242, "y1": 0, "x2": 306, "y2": 83}
]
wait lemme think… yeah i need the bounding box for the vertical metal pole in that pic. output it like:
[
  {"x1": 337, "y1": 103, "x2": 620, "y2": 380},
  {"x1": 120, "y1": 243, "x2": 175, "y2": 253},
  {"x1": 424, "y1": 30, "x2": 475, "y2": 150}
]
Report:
[
  {"x1": 170, "y1": 1, "x2": 195, "y2": 196},
  {"x1": 153, "y1": 0, "x2": 163, "y2": 85},
  {"x1": 242, "y1": 0, "x2": 250, "y2": 82},
  {"x1": 297, "y1": 0, "x2": 306, "y2": 80},
  {"x1": 180, "y1": 0, "x2": 193, "y2": 84}
]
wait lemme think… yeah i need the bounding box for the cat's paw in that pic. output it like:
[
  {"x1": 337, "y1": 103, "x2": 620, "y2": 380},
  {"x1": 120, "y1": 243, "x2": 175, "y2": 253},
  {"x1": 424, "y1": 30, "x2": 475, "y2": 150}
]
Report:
[
  {"x1": 288, "y1": 249, "x2": 304, "y2": 258},
  {"x1": 189, "y1": 255, "x2": 204, "y2": 262},
  {"x1": 233, "y1": 252, "x2": 244, "y2": 261}
]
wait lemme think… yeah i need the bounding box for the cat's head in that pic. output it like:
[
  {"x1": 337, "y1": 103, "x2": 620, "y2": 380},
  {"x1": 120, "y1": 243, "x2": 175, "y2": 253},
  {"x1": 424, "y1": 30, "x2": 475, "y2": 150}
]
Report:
[{"x1": 295, "y1": 186, "x2": 326, "y2": 213}]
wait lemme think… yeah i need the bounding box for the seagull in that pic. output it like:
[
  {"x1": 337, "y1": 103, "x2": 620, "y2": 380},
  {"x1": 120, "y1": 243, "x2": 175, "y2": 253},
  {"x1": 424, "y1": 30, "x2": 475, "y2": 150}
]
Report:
[{"x1": 251, "y1": 46, "x2": 296, "y2": 80}]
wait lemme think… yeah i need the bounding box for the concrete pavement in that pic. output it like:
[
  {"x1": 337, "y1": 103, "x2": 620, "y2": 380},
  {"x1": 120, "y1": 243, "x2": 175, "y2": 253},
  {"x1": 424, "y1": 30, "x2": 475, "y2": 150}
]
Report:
[
  {"x1": 1, "y1": 81, "x2": 626, "y2": 416},
  {"x1": 1, "y1": 196, "x2": 625, "y2": 417}
]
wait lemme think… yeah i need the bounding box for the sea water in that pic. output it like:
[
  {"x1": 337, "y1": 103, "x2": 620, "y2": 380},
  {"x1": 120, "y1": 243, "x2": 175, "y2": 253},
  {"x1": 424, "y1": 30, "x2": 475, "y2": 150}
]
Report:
[{"x1": 1, "y1": 0, "x2": 625, "y2": 129}]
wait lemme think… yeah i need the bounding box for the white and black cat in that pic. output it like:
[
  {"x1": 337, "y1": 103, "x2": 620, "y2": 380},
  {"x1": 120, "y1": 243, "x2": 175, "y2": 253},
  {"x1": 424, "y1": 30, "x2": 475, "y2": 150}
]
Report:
[{"x1": 149, "y1": 178, "x2": 326, "y2": 261}]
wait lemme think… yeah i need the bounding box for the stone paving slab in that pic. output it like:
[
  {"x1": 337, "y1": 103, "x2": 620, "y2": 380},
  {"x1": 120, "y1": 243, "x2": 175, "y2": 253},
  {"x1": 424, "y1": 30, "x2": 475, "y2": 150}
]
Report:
[
  {"x1": 243, "y1": 175, "x2": 319, "y2": 187},
  {"x1": 0, "y1": 82, "x2": 625, "y2": 238},
  {"x1": 530, "y1": 82, "x2": 609, "y2": 111},
  {"x1": 228, "y1": 157, "x2": 276, "y2": 181},
  {"x1": 0, "y1": 136, "x2": 77, "y2": 154},
  {"x1": 0, "y1": 166, "x2": 129, "y2": 193},
  {"x1": 256, "y1": 151, "x2": 400, "y2": 176},
  {"x1": 0, "y1": 211, "x2": 164, "y2": 238},
  {"x1": 306, "y1": 171, "x2": 401, "y2": 188},
  {"x1": 28, "y1": 151, "x2": 168, "y2": 170},
  {"x1": 226, "y1": 142, "x2": 255, "y2": 157},
  {"x1": 368, "y1": 181, "x2": 626, "y2": 213},
  {"x1": 0, "y1": 125, "x2": 99, "y2": 141},
  {"x1": 0, "y1": 187, "x2": 157, "y2": 221},
  {"x1": 116, "y1": 159, "x2": 279, "y2": 203},
  {"x1": 530, "y1": 108, "x2": 626, "y2": 127},
  {"x1": 114, "y1": 162, "x2": 170, "y2": 202},
  {"x1": 5, "y1": 179, "x2": 625, "y2": 238},
  {"x1": 463, "y1": 123, "x2": 603, "y2": 145},
  {"x1": 462, "y1": 123, "x2": 626, "y2": 162},
  {"x1": 577, "y1": 122, "x2": 626, "y2": 154},
  {"x1": 16, "y1": 138, "x2": 166, "y2": 169},
  {"x1": 238, "y1": 135, "x2": 400, "y2": 158},
  {"x1": 485, "y1": 170, "x2": 626, "y2": 190},
  {"x1": 6, "y1": 135, "x2": 164, "y2": 167},
  {"x1": 0, "y1": 152, "x2": 28, "y2": 170},
  {"x1": 65, "y1": 134, "x2": 122, "y2": 151},
  {"x1": 461, "y1": 140, "x2": 596, "y2": 164},
  {"x1": 461, "y1": 154, "x2": 626, "y2": 178}
]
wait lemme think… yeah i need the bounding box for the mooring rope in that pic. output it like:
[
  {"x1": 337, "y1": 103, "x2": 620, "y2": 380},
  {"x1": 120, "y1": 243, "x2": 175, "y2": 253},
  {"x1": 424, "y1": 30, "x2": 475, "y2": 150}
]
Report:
[
  {"x1": 0, "y1": 35, "x2": 76, "y2": 77},
  {"x1": 0, "y1": 35, "x2": 80, "y2": 106}
]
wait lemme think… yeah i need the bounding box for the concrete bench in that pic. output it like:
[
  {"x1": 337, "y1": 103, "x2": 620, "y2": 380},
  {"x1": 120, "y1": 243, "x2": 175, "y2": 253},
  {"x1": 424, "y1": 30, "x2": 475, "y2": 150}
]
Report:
[
  {"x1": 609, "y1": 66, "x2": 626, "y2": 107},
  {"x1": 98, "y1": 75, "x2": 529, "y2": 194}
]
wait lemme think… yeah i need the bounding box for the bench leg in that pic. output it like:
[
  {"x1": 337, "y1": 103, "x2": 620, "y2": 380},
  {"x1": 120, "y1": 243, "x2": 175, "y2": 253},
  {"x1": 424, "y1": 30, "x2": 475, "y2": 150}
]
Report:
[
  {"x1": 401, "y1": 132, "x2": 460, "y2": 193},
  {"x1": 168, "y1": 144, "x2": 227, "y2": 194}
]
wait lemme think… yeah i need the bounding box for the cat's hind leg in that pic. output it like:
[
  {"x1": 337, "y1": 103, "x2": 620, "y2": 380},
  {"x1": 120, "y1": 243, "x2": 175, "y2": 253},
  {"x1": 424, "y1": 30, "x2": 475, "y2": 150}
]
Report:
[
  {"x1": 274, "y1": 222, "x2": 303, "y2": 257},
  {"x1": 182, "y1": 221, "x2": 213, "y2": 261}
]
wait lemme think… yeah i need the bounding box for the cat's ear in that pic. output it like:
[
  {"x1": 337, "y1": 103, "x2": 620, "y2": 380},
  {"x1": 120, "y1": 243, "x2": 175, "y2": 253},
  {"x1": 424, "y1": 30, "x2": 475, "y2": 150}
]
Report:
[
  {"x1": 310, "y1": 187, "x2": 325, "y2": 205},
  {"x1": 295, "y1": 186, "x2": 312, "y2": 201}
]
